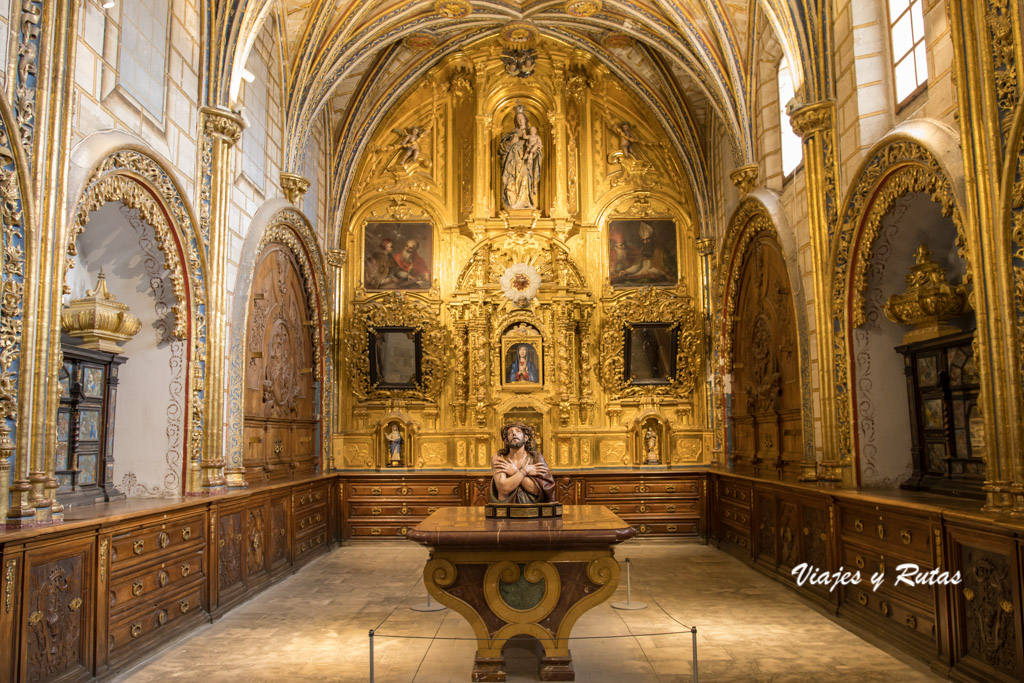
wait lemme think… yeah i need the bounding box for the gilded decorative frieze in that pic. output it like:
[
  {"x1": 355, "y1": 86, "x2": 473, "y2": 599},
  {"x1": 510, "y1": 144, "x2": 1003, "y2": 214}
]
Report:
[
  {"x1": 985, "y1": 0, "x2": 1019, "y2": 139},
  {"x1": 598, "y1": 287, "x2": 701, "y2": 400},
  {"x1": 14, "y1": 0, "x2": 41, "y2": 161}
]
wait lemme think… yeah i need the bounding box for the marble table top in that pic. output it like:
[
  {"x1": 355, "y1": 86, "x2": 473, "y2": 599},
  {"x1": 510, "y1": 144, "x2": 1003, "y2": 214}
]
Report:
[{"x1": 406, "y1": 504, "x2": 637, "y2": 549}]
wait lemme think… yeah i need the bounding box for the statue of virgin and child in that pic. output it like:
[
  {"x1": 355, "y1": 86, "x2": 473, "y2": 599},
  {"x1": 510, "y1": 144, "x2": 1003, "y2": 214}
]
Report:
[{"x1": 498, "y1": 105, "x2": 543, "y2": 210}]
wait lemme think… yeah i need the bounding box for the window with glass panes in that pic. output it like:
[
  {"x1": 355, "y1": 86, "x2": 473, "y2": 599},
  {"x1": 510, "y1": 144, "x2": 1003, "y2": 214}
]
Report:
[
  {"x1": 888, "y1": 0, "x2": 928, "y2": 106},
  {"x1": 778, "y1": 56, "x2": 802, "y2": 178}
]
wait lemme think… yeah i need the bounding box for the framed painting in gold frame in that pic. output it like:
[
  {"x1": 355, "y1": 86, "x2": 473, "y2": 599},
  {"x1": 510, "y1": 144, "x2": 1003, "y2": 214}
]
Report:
[{"x1": 501, "y1": 332, "x2": 543, "y2": 390}]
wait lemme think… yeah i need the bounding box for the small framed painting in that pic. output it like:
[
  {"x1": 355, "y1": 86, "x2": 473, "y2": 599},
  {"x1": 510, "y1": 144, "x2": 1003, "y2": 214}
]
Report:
[
  {"x1": 363, "y1": 222, "x2": 433, "y2": 290},
  {"x1": 501, "y1": 324, "x2": 543, "y2": 389},
  {"x1": 624, "y1": 323, "x2": 677, "y2": 385},
  {"x1": 368, "y1": 327, "x2": 422, "y2": 389},
  {"x1": 608, "y1": 219, "x2": 678, "y2": 287}
]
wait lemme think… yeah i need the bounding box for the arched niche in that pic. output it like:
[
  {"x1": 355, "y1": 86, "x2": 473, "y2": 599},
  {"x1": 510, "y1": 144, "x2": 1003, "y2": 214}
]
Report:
[
  {"x1": 832, "y1": 124, "x2": 975, "y2": 487},
  {"x1": 226, "y1": 203, "x2": 330, "y2": 486},
  {"x1": 242, "y1": 242, "x2": 318, "y2": 485},
  {"x1": 716, "y1": 194, "x2": 813, "y2": 478},
  {"x1": 853, "y1": 192, "x2": 973, "y2": 489},
  {"x1": 64, "y1": 202, "x2": 187, "y2": 497},
  {"x1": 728, "y1": 234, "x2": 803, "y2": 479},
  {"x1": 67, "y1": 146, "x2": 207, "y2": 495}
]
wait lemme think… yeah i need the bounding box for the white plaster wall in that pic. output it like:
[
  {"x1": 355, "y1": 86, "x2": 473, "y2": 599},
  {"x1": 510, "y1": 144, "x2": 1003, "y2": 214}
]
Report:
[
  {"x1": 855, "y1": 192, "x2": 965, "y2": 487},
  {"x1": 66, "y1": 202, "x2": 185, "y2": 496},
  {"x1": 72, "y1": 0, "x2": 201, "y2": 199}
]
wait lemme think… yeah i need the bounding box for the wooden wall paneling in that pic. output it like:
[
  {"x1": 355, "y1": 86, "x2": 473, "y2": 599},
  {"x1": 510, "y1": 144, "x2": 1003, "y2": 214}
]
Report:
[
  {"x1": 946, "y1": 522, "x2": 1023, "y2": 681},
  {"x1": 244, "y1": 496, "x2": 271, "y2": 590},
  {"x1": 269, "y1": 492, "x2": 291, "y2": 577},
  {"x1": 292, "y1": 481, "x2": 329, "y2": 564},
  {"x1": 0, "y1": 546, "x2": 23, "y2": 682},
  {"x1": 215, "y1": 503, "x2": 245, "y2": 613},
  {"x1": 21, "y1": 535, "x2": 95, "y2": 682},
  {"x1": 754, "y1": 487, "x2": 776, "y2": 568}
]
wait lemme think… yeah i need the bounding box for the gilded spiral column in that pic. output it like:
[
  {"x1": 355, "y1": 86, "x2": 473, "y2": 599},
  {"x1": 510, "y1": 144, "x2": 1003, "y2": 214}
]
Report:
[
  {"x1": 789, "y1": 101, "x2": 842, "y2": 484},
  {"x1": 200, "y1": 107, "x2": 244, "y2": 493}
]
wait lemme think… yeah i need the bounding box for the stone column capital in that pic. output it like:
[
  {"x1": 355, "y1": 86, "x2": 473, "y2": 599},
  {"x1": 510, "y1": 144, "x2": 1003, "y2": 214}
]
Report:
[
  {"x1": 788, "y1": 100, "x2": 835, "y2": 139},
  {"x1": 201, "y1": 106, "x2": 245, "y2": 146},
  {"x1": 280, "y1": 172, "x2": 311, "y2": 205},
  {"x1": 729, "y1": 164, "x2": 758, "y2": 194}
]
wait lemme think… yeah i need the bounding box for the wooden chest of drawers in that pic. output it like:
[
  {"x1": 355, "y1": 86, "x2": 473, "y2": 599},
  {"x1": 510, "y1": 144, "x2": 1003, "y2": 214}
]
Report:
[
  {"x1": 100, "y1": 510, "x2": 208, "y2": 669},
  {"x1": 584, "y1": 473, "x2": 702, "y2": 539},
  {"x1": 344, "y1": 476, "x2": 464, "y2": 539},
  {"x1": 836, "y1": 501, "x2": 940, "y2": 659},
  {"x1": 716, "y1": 478, "x2": 753, "y2": 554},
  {"x1": 292, "y1": 481, "x2": 329, "y2": 564}
]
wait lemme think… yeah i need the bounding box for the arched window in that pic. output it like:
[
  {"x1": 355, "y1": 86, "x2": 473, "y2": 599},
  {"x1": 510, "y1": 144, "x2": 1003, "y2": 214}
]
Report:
[
  {"x1": 777, "y1": 56, "x2": 802, "y2": 178},
  {"x1": 118, "y1": 0, "x2": 169, "y2": 119}
]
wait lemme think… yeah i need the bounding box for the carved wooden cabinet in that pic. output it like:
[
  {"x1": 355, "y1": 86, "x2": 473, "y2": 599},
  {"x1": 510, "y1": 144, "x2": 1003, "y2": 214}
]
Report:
[
  {"x1": 292, "y1": 481, "x2": 328, "y2": 563},
  {"x1": 99, "y1": 510, "x2": 207, "y2": 672},
  {"x1": 56, "y1": 340, "x2": 127, "y2": 508},
  {"x1": 344, "y1": 475, "x2": 465, "y2": 539},
  {"x1": 583, "y1": 473, "x2": 702, "y2": 538},
  {"x1": 714, "y1": 477, "x2": 752, "y2": 555},
  {"x1": 835, "y1": 501, "x2": 942, "y2": 660},
  {"x1": 896, "y1": 330, "x2": 984, "y2": 498}
]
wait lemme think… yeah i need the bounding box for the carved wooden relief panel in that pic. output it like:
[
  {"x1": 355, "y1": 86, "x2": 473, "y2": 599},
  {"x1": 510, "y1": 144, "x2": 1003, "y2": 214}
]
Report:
[
  {"x1": 730, "y1": 235, "x2": 802, "y2": 480},
  {"x1": 24, "y1": 540, "x2": 93, "y2": 681},
  {"x1": 218, "y1": 511, "x2": 243, "y2": 592},
  {"x1": 246, "y1": 504, "x2": 268, "y2": 580},
  {"x1": 270, "y1": 495, "x2": 290, "y2": 573},
  {"x1": 244, "y1": 243, "x2": 318, "y2": 485},
  {"x1": 955, "y1": 542, "x2": 1020, "y2": 679}
]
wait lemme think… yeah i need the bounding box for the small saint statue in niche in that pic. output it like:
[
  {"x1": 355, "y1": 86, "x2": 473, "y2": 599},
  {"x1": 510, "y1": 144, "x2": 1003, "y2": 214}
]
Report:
[
  {"x1": 498, "y1": 104, "x2": 543, "y2": 210},
  {"x1": 644, "y1": 426, "x2": 659, "y2": 465},
  {"x1": 490, "y1": 422, "x2": 555, "y2": 503},
  {"x1": 385, "y1": 423, "x2": 404, "y2": 467}
]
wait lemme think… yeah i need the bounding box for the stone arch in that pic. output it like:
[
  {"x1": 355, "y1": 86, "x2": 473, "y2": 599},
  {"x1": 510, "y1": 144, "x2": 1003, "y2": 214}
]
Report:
[
  {"x1": 830, "y1": 121, "x2": 972, "y2": 477},
  {"x1": 227, "y1": 201, "x2": 331, "y2": 485},
  {"x1": 716, "y1": 192, "x2": 814, "y2": 471},
  {"x1": 68, "y1": 144, "x2": 208, "y2": 491}
]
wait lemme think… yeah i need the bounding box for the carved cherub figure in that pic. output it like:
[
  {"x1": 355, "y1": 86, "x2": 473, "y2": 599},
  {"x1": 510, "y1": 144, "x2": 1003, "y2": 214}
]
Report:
[{"x1": 395, "y1": 125, "x2": 427, "y2": 165}]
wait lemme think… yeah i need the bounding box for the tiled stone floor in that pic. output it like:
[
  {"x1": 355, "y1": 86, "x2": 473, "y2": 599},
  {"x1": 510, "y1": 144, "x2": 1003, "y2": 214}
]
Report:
[{"x1": 117, "y1": 543, "x2": 941, "y2": 682}]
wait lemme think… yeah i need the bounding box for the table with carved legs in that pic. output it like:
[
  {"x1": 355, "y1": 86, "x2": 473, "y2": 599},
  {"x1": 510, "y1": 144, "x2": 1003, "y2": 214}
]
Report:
[{"x1": 407, "y1": 505, "x2": 636, "y2": 682}]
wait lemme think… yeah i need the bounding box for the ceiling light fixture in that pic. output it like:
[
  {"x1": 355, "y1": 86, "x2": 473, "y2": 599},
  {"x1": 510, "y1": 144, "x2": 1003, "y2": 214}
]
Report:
[
  {"x1": 241, "y1": 68, "x2": 256, "y2": 83},
  {"x1": 101, "y1": 1, "x2": 115, "y2": 8}
]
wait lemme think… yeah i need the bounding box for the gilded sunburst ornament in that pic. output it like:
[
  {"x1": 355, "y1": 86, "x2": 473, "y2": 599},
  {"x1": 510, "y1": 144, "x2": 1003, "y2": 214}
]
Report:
[
  {"x1": 500, "y1": 21, "x2": 539, "y2": 50},
  {"x1": 404, "y1": 32, "x2": 438, "y2": 50},
  {"x1": 500, "y1": 263, "x2": 541, "y2": 307}
]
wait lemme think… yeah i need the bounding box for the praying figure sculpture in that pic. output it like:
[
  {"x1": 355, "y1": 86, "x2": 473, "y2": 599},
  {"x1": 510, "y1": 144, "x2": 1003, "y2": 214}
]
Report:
[
  {"x1": 490, "y1": 422, "x2": 555, "y2": 503},
  {"x1": 644, "y1": 426, "x2": 659, "y2": 464},
  {"x1": 498, "y1": 105, "x2": 543, "y2": 210}
]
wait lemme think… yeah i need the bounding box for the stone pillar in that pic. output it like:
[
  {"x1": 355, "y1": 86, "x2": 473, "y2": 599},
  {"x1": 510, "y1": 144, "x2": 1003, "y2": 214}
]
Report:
[
  {"x1": 789, "y1": 101, "x2": 842, "y2": 486},
  {"x1": 200, "y1": 106, "x2": 244, "y2": 494}
]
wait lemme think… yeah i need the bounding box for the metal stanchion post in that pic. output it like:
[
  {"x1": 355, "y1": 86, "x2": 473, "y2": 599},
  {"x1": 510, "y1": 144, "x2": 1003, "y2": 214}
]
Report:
[
  {"x1": 369, "y1": 629, "x2": 375, "y2": 683},
  {"x1": 611, "y1": 558, "x2": 648, "y2": 610},
  {"x1": 411, "y1": 591, "x2": 446, "y2": 612},
  {"x1": 691, "y1": 626, "x2": 698, "y2": 682}
]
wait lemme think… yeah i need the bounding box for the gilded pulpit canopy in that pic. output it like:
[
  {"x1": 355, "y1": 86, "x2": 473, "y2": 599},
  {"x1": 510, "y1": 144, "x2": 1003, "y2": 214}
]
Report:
[{"x1": 490, "y1": 422, "x2": 555, "y2": 503}]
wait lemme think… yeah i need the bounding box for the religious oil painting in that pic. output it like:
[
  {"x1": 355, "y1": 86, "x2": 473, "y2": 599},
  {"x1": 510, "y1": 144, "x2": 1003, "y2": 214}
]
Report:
[
  {"x1": 608, "y1": 219, "x2": 678, "y2": 287},
  {"x1": 501, "y1": 325, "x2": 543, "y2": 389},
  {"x1": 923, "y1": 399, "x2": 944, "y2": 431},
  {"x1": 368, "y1": 327, "x2": 422, "y2": 389},
  {"x1": 624, "y1": 323, "x2": 677, "y2": 385},
  {"x1": 917, "y1": 356, "x2": 937, "y2": 387},
  {"x1": 83, "y1": 366, "x2": 104, "y2": 398},
  {"x1": 77, "y1": 454, "x2": 97, "y2": 486},
  {"x1": 363, "y1": 222, "x2": 433, "y2": 290},
  {"x1": 79, "y1": 409, "x2": 100, "y2": 441}
]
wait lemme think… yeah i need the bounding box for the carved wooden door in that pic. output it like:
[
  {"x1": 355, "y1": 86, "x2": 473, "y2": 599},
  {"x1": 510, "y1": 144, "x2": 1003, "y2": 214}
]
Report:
[
  {"x1": 243, "y1": 244, "x2": 318, "y2": 485},
  {"x1": 730, "y1": 235, "x2": 803, "y2": 480}
]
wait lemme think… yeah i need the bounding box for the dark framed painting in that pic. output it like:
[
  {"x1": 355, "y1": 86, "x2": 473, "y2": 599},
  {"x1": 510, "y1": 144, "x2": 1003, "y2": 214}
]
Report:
[
  {"x1": 608, "y1": 219, "x2": 678, "y2": 287},
  {"x1": 368, "y1": 326, "x2": 422, "y2": 389},
  {"x1": 624, "y1": 323, "x2": 677, "y2": 385},
  {"x1": 363, "y1": 222, "x2": 433, "y2": 290}
]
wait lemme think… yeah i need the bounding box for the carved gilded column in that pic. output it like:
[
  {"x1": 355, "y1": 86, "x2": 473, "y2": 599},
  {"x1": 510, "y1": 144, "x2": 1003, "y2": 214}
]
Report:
[
  {"x1": 468, "y1": 304, "x2": 492, "y2": 428},
  {"x1": 448, "y1": 304, "x2": 470, "y2": 425},
  {"x1": 472, "y1": 62, "x2": 491, "y2": 222},
  {"x1": 577, "y1": 304, "x2": 595, "y2": 425},
  {"x1": 547, "y1": 59, "x2": 569, "y2": 218},
  {"x1": 200, "y1": 106, "x2": 244, "y2": 494},
  {"x1": 789, "y1": 101, "x2": 842, "y2": 485},
  {"x1": 555, "y1": 303, "x2": 576, "y2": 427},
  {"x1": 327, "y1": 249, "x2": 345, "y2": 441},
  {"x1": 946, "y1": 0, "x2": 1022, "y2": 512}
]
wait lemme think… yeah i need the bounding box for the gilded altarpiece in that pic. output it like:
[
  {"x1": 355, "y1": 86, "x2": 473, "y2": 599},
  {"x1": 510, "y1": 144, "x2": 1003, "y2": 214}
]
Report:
[
  {"x1": 243, "y1": 244, "x2": 318, "y2": 485},
  {"x1": 332, "y1": 36, "x2": 710, "y2": 472}
]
